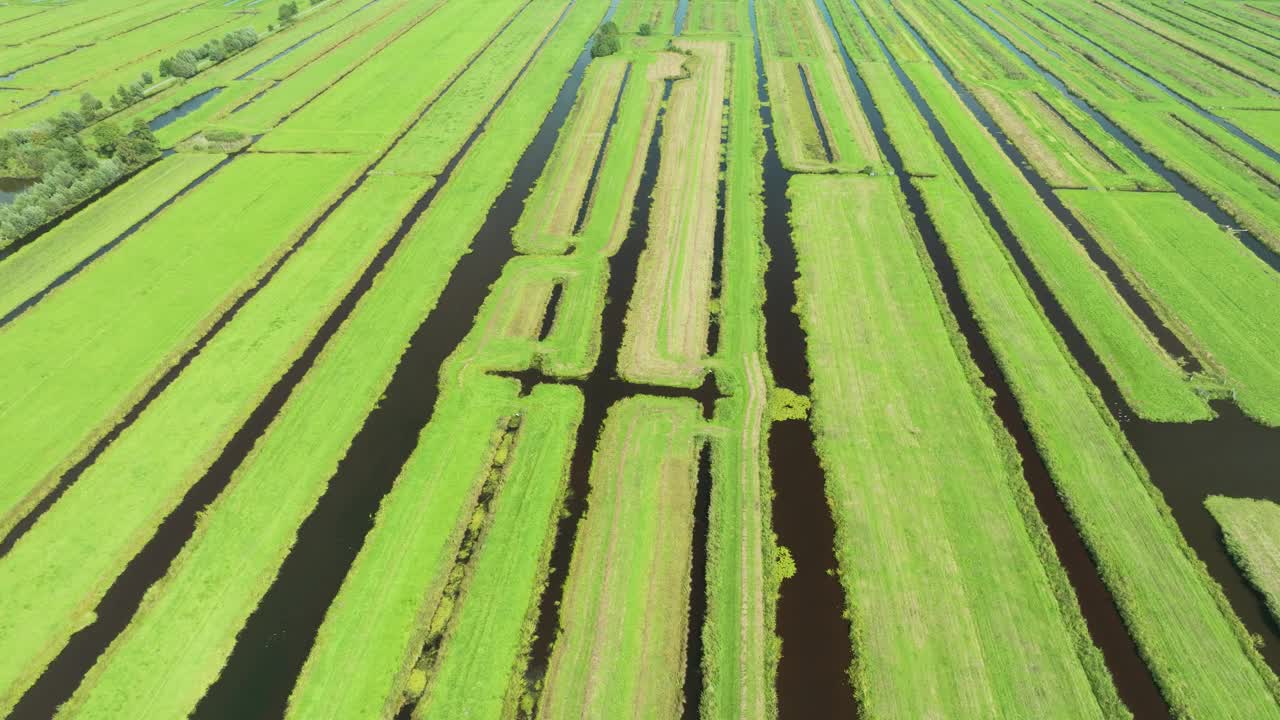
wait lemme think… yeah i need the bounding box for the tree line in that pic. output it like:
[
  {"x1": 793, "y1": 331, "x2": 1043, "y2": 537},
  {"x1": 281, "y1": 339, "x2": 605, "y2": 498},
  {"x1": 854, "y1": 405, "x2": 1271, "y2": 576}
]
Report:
[
  {"x1": 0, "y1": 97, "x2": 161, "y2": 245},
  {"x1": 0, "y1": 25, "x2": 262, "y2": 246}
]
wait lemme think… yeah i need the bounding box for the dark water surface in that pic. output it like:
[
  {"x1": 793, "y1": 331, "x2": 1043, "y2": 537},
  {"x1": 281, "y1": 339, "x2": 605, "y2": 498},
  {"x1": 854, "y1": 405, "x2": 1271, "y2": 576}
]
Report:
[{"x1": 750, "y1": 1, "x2": 862, "y2": 717}]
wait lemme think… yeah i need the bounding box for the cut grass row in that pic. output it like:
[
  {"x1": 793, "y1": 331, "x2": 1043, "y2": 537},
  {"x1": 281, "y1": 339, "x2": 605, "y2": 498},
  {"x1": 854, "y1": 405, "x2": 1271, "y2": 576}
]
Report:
[
  {"x1": 1038, "y1": 0, "x2": 1277, "y2": 108},
  {"x1": 0, "y1": 152, "x2": 225, "y2": 319},
  {"x1": 916, "y1": 173, "x2": 1280, "y2": 719},
  {"x1": 105, "y1": 0, "x2": 421, "y2": 146},
  {"x1": 960, "y1": 1, "x2": 1280, "y2": 254},
  {"x1": 1059, "y1": 190, "x2": 1280, "y2": 425},
  {"x1": 1205, "y1": 497, "x2": 1280, "y2": 627},
  {"x1": 538, "y1": 395, "x2": 703, "y2": 720},
  {"x1": 0, "y1": 152, "x2": 363, "y2": 540},
  {"x1": 7, "y1": 10, "x2": 237, "y2": 92},
  {"x1": 0, "y1": 172, "x2": 432, "y2": 718},
  {"x1": 688, "y1": 0, "x2": 741, "y2": 34},
  {"x1": 556, "y1": 52, "x2": 685, "y2": 257},
  {"x1": 219, "y1": 0, "x2": 441, "y2": 135},
  {"x1": 1107, "y1": 0, "x2": 1280, "y2": 82},
  {"x1": 764, "y1": 60, "x2": 831, "y2": 170},
  {"x1": 790, "y1": 174, "x2": 1121, "y2": 718},
  {"x1": 376, "y1": 0, "x2": 577, "y2": 176},
  {"x1": 897, "y1": 56, "x2": 1210, "y2": 422},
  {"x1": 618, "y1": 38, "x2": 726, "y2": 387},
  {"x1": 700, "y1": 27, "x2": 777, "y2": 720},
  {"x1": 613, "y1": 0, "x2": 675, "y2": 36},
  {"x1": 34, "y1": 3, "x2": 606, "y2": 715}
]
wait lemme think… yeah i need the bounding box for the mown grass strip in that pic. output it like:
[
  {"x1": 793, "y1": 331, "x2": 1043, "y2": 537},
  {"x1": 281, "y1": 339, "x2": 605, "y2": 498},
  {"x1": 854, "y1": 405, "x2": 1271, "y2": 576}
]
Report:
[
  {"x1": 1059, "y1": 190, "x2": 1280, "y2": 426},
  {"x1": 757, "y1": 0, "x2": 878, "y2": 172},
  {"x1": 618, "y1": 39, "x2": 726, "y2": 387},
  {"x1": 444, "y1": 254, "x2": 606, "y2": 380},
  {"x1": 538, "y1": 395, "x2": 703, "y2": 720},
  {"x1": 567, "y1": 52, "x2": 685, "y2": 257},
  {"x1": 412, "y1": 384, "x2": 583, "y2": 719},
  {"x1": 0, "y1": 153, "x2": 363, "y2": 540},
  {"x1": 0, "y1": 174, "x2": 431, "y2": 719},
  {"x1": 0, "y1": 153, "x2": 224, "y2": 318},
  {"x1": 40, "y1": 4, "x2": 604, "y2": 716},
  {"x1": 791, "y1": 173, "x2": 1118, "y2": 718},
  {"x1": 1206, "y1": 496, "x2": 1280, "y2": 627},
  {"x1": 1039, "y1": 0, "x2": 1277, "y2": 108},
  {"x1": 899, "y1": 58, "x2": 1210, "y2": 422},
  {"x1": 763, "y1": 59, "x2": 829, "y2": 170},
  {"x1": 916, "y1": 174, "x2": 1280, "y2": 719}
]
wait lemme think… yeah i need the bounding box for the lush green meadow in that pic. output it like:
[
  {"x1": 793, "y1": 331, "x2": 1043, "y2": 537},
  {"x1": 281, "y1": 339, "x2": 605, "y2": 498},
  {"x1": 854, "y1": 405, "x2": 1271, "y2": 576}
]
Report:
[{"x1": 1, "y1": 0, "x2": 1279, "y2": 717}]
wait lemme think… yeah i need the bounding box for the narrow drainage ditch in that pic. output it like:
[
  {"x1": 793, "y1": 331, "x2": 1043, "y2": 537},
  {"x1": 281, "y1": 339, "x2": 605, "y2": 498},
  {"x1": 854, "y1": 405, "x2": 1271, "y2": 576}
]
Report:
[
  {"x1": 797, "y1": 63, "x2": 835, "y2": 164},
  {"x1": 750, "y1": 1, "x2": 861, "y2": 716},
  {"x1": 148, "y1": 86, "x2": 225, "y2": 131},
  {"x1": 680, "y1": 442, "x2": 714, "y2": 720}
]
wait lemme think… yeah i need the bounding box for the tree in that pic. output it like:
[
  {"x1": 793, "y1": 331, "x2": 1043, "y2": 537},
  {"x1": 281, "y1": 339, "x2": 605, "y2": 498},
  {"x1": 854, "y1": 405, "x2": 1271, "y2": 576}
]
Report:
[
  {"x1": 638, "y1": 22, "x2": 652, "y2": 36},
  {"x1": 591, "y1": 22, "x2": 621, "y2": 57},
  {"x1": 79, "y1": 93, "x2": 103, "y2": 121},
  {"x1": 279, "y1": 1, "x2": 298, "y2": 24},
  {"x1": 114, "y1": 121, "x2": 159, "y2": 167},
  {"x1": 92, "y1": 122, "x2": 125, "y2": 157},
  {"x1": 141, "y1": 71, "x2": 154, "y2": 86}
]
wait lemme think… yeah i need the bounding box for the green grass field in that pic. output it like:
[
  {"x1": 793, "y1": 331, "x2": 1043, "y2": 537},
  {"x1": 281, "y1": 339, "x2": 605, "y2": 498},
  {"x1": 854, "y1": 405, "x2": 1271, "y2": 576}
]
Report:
[
  {"x1": 1207, "y1": 497, "x2": 1280, "y2": 627},
  {"x1": 618, "y1": 39, "x2": 726, "y2": 387},
  {"x1": 791, "y1": 174, "x2": 1122, "y2": 718},
  {"x1": 0, "y1": 153, "x2": 362, "y2": 538},
  {"x1": 3, "y1": 0, "x2": 1280, "y2": 716}
]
